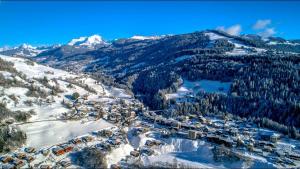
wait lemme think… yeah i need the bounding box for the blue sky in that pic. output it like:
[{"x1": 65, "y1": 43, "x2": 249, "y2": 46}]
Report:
[{"x1": 0, "y1": 1, "x2": 299, "y2": 47}]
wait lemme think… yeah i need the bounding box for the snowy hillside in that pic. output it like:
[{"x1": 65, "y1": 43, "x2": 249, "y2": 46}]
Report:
[
  {"x1": 204, "y1": 32, "x2": 267, "y2": 55},
  {"x1": 0, "y1": 44, "x2": 58, "y2": 57},
  {"x1": 130, "y1": 35, "x2": 166, "y2": 40},
  {"x1": 0, "y1": 54, "x2": 133, "y2": 148}
]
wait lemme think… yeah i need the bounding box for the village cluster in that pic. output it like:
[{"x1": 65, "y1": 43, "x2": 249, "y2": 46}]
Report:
[
  {"x1": 139, "y1": 110, "x2": 300, "y2": 167},
  {"x1": 0, "y1": 64, "x2": 300, "y2": 168},
  {"x1": 1, "y1": 97, "x2": 300, "y2": 168},
  {"x1": 1, "y1": 88, "x2": 300, "y2": 168},
  {"x1": 0, "y1": 89, "x2": 145, "y2": 169}
]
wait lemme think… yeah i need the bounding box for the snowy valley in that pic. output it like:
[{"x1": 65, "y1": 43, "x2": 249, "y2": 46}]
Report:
[
  {"x1": 0, "y1": 53, "x2": 300, "y2": 169},
  {"x1": 1, "y1": 29, "x2": 300, "y2": 169}
]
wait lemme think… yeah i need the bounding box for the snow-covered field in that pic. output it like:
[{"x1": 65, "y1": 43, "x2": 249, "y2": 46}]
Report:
[
  {"x1": 127, "y1": 130, "x2": 278, "y2": 169},
  {"x1": 166, "y1": 79, "x2": 231, "y2": 100},
  {"x1": 21, "y1": 119, "x2": 113, "y2": 149},
  {"x1": 2, "y1": 54, "x2": 300, "y2": 169},
  {"x1": 204, "y1": 32, "x2": 267, "y2": 56},
  {"x1": 0, "y1": 54, "x2": 131, "y2": 150}
]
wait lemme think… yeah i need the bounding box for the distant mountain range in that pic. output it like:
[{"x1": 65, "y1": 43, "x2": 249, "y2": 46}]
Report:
[
  {"x1": 1, "y1": 30, "x2": 300, "y2": 128},
  {"x1": 1, "y1": 30, "x2": 299, "y2": 58}
]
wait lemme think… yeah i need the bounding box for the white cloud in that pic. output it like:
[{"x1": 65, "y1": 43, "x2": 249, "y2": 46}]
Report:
[
  {"x1": 216, "y1": 24, "x2": 242, "y2": 36},
  {"x1": 258, "y1": 28, "x2": 276, "y2": 38},
  {"x1": 253, "y1": 19, "x2": 271, "y2": 30}
]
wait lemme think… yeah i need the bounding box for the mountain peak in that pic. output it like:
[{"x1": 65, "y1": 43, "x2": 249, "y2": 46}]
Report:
[
  {"x1": 67, "y1": 34, "x2": 107, "y2": 47},
  {"x1": 20, "y1": 43, "x2": 36, "y2": 50}
]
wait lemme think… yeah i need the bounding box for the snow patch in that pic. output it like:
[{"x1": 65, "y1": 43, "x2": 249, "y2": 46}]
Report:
[{"x1": 165, "y1": 79, "x2": 231, "y2": 100}]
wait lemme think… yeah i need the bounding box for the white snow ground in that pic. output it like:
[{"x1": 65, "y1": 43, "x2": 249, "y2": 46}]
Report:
[
  {"x1": 205, "y1": 32, "x2": 267, "y2": 56},
  {"x1": 0, "y1": 54, "x2": 131, "y2": 150},
  {"x1": 166, "y1": 79, "x2": 231, "y2": 100}
]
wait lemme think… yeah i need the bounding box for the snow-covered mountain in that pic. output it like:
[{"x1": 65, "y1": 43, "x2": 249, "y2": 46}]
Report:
[
  {"x1": 130, "y1": 35, "x2": 166, "y2": 40},
  {"x1": 0, "y1": 44, "x2": 59, "y2": 57},
  {"x1": 67, "y1": 35, "x2": 108, "y2": 48}
]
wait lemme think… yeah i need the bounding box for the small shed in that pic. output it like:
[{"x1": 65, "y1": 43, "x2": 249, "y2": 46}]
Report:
[
  {"x1": 259, "y1": 131, "x2": 280, "y2": 143},
  {"x1": 61, "y1": 144, "x2": 74, "y2": 153},
  {"x1": 0, "y1": 155, "x2": 13, "y2": 163},
  {"x1": 130, "y1": 150, "x2": 140, "y2": 157},
  {"x1": 52, "y1": 147, "x2": 65, "y2": 156},
  {"x1": 25, "y1": 147, "x2": 36, "y2": 153},
  {"x1": 26, "y1": 155, "x2": 35, "y2": 163}
]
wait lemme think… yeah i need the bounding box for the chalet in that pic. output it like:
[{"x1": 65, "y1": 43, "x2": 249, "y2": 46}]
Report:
[
  {"x1": 108, "y1": 113, "x2": 121, "y2": 123},
  {"x1": 108, "y1": 138, "x2": 121, "y2": 146},
  {"x1": 5, "y1": 118, "x2": 15, "y2": 124},
  {"x1": 87, "y1": 101, "x2": 98, "y2": 106},
  {"x1": 145, "y1": 140, "x2": 162, "y2": 147},
  {"x1": 71, "y1": 138, "x2": 83, "y2": 145},
  {"x1": 60, "y1": 144, "x2": 74, "y2": 153},
  {"x1": 288, "y1": 152, "x2": 300, "y2": 161},
  {"x1": 283, "y1": 158, "x2": 296, "y2": 166},
  {"x1": 202, "y1": 126, "x2": 209, "y2": 132},
  {"x1": 206, "y1": 119, "x2": 212, "y2": 125},
  {"x1": 198, "y1": 116, "x2": 207, "y2": 123},
  {"x1": 0, "y1": 155, "x2": 13, "y2": 163},
  {"x1": 213, "y1": 121, "x2": 224, "y2": 128},
  {"x1": 39, "y1": 164, "x2": 52, "y2": 169},
  {"x1": 177, "y1": 131, "x2": 187, "y2": 138},
  {"x1": 198, "y1": 132, "x2": 206, "y2": 138},
  {"x1": 207, "y1": 135, "x2": 233, "y2": 148},
  {"x1": 193, "y1": 122, "x2": 202, "y2": 129},
  {"x1": 25, "y1": 147, "x2": 36, "y2": 153},
  {"x1": 60, "y1": 160, "x2": 71, "y2": 167},
  {"x1": 171, "y1": 121, "x2": 181, "y2": 129},
  {"x1": 81, "y1": 136, "x2": 94, "y2": 142},
  {"x1": 52, "y1": 147, "x2": 65, "y2": 156},
  {"x1": 275, "y1": 149, "x2": 285, "y2": 157},
  {"x1": 1, "y1": 164, "x2": 14, "y2": 169},
  {"x1": 12, "y1": 159, "x2": 25, "y2": 168},
  {"x1": 243, "y1": 130, "x2": 251, "y2": 136},
  {"x1": 188, "y1": 130, "x2": 198, "y2": 140},
  {"x1": 125, "y1": 111, "x2": 136, "y2": 118},
  {"x1": 110, "y1": 164, "x2": 121, "y2": 169},
  {"x1": 236, "y1": 138, "x2": 245, "y2": 147},
  {"x1": 178, "y1": 116, "x2": 189, "y2": 123},
  {"x1": 41, "y1": 149, "x2": 50, "y2": 156},
  {"x1": 141, "y1": 147, "x2": 154, "y2": 156},
  {"x1": 259, "y1": 131, "x2": 280, "y2": 143},
  {"x1": 98, "y1": 130, "x2": 113, "y2": 137},
  {"x1": 247, "y1": 143, "x2": 254, "y2": 152},
  {"x1": 255, "y1": 141, "x2": 275, "y2": 148},
  {"x1": 253, "y1": 148, "x2": 263, "y2": 156},
  {"x1": 263, "y1": 145, "x2": 273, "y2": 152},
  {"x1": 44, "y1": 70, "x2": 54, "y2": 75},
  {"x1": 96, "y1": 143, "x2": 112, "y2": 151},
  {"x1": 26, "y1": 155, "x2": 35, "y2": 163},
  {"x1": 15, "y1": 152, "x2": 26, "y2": 159},
  {"x1": 82, "y1": 94, "x2": 89, "y2": 100},
  {"x1": 130, "y1": 150, "x2": 140, "y2": 157},
  {"x1": 89, "y1": 111, "x2": 101, "y2": 118}
]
